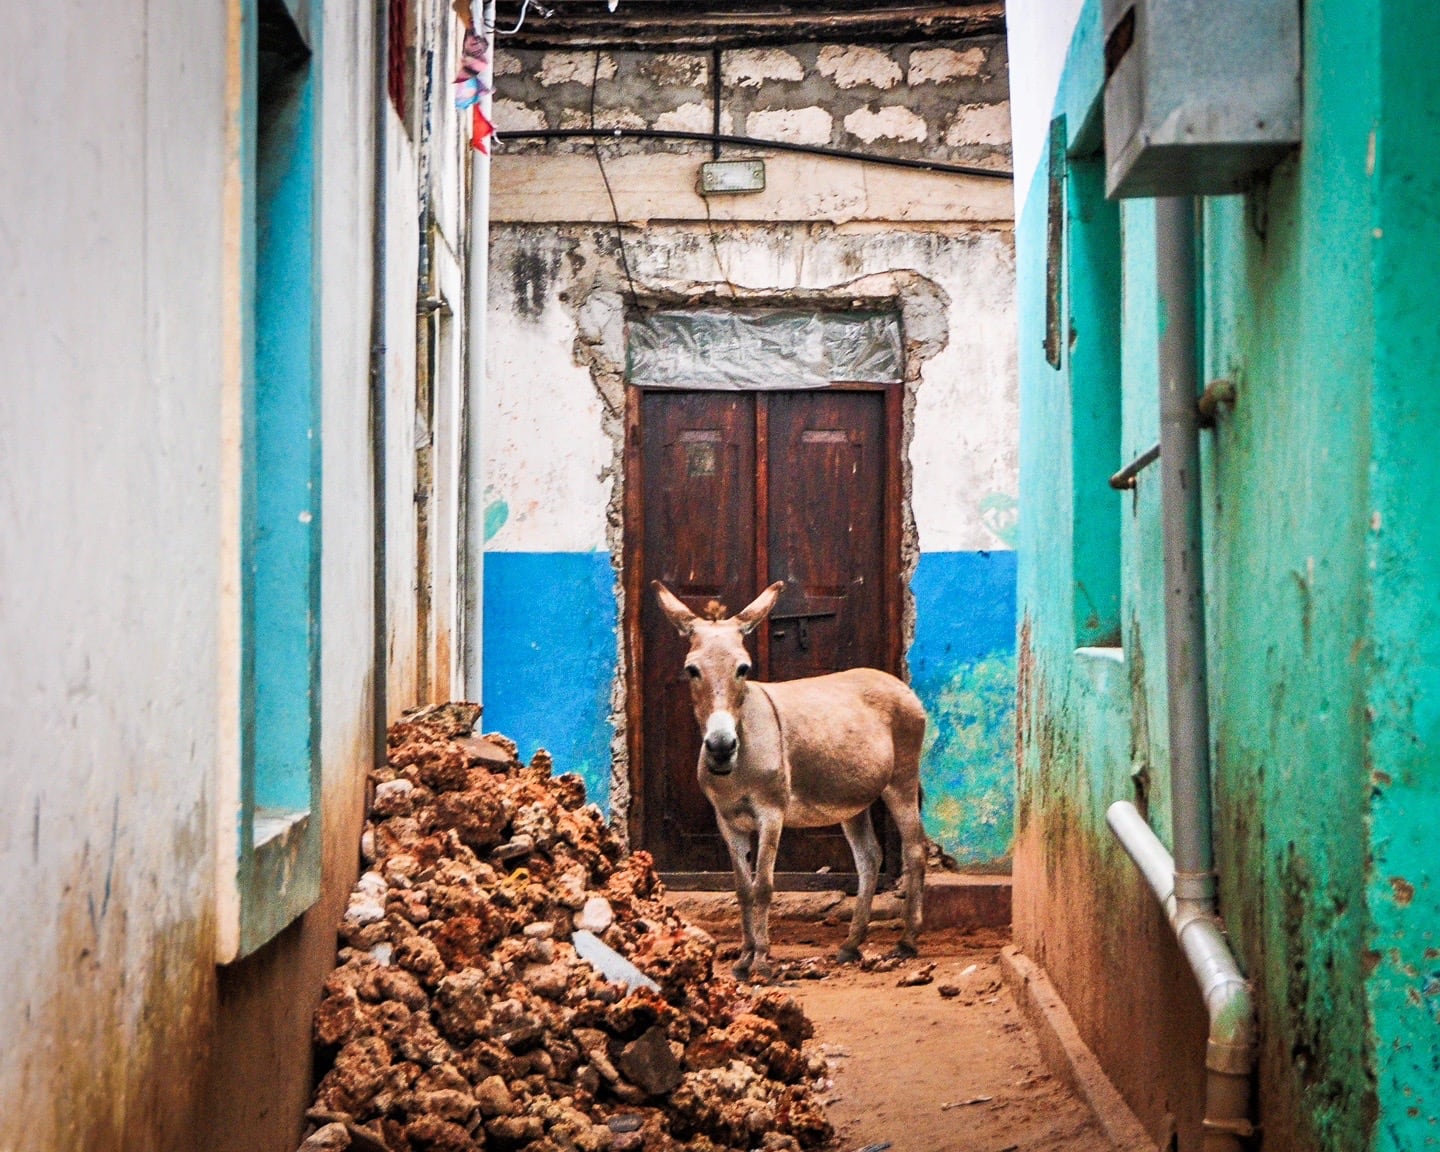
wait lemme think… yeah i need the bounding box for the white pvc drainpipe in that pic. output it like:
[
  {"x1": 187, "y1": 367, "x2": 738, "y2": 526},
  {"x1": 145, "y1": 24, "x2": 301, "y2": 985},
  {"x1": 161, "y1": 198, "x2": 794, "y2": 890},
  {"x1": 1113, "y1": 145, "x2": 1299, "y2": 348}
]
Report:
[
  {"x1": 1108, "y1": 196, "x2": 1257, "y2": 1151},
  {"x1": 1107, "y1": 801, "x2": 1257, "y2": 1150}
]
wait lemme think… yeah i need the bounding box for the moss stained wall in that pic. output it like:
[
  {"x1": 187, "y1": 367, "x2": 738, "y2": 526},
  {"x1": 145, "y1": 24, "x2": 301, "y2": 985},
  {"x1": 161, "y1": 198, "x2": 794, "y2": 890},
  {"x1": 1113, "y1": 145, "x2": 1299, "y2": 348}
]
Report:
[
  {"x1": 1364, "y1": 3, "x2": 1440, "y2": 1144},
  {"x1": 1016, "y1": 0, "x2": 1440, "y2": 1148}
]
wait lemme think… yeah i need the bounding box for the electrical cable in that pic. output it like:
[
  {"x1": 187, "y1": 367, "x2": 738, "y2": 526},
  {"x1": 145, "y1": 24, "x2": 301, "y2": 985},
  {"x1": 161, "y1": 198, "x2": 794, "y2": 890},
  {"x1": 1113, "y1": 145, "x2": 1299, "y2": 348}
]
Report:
[
  {"x1": 498, "y1": 0, "x2": 553, "y2": 36},
  {"x1": 589, "y1": 50, "x2": 640, "y2": 310},
  {"x1": 503, "y1": 126, "x2": 1012, "y2": 179},
  {"x1": 700, "y1": 47, "x2": 738, "y2": 297}
]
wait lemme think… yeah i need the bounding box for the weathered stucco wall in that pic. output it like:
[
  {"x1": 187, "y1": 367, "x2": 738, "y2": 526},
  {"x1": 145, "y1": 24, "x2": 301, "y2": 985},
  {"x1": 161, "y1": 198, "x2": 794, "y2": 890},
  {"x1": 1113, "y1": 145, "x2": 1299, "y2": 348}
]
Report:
[
  {"x1": 0, "y1": 2, "x2": 471, "y2": 1149},
  {"x1": 0, "y1": 4, "x2": 229, "y2": 1145},
  {"x1": 1012, "y1": 1, "x2": 1440, "y2": 1148},
  {"x1": 494, "y1": 39, "x2": 1009, "y2": 171},
  {"x1": 483, "y1": 36, "x2": 1019, "y2": 866}
]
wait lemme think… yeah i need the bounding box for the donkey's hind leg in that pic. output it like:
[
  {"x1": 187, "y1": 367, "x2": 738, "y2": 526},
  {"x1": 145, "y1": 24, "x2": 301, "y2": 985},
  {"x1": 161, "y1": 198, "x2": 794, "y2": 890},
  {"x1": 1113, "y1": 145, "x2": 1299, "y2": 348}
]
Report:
[
  {"x1": 881, "y1": 781, "x2": 926, "y2": 957},
  {"x1": 837, "y1": 809, "x2": 882, "y2": 964}
]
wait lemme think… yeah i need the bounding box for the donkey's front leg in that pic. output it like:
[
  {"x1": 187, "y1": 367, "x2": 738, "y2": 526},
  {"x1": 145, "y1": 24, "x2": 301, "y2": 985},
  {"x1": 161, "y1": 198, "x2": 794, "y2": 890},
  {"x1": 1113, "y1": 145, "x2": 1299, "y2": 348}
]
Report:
[
  {"x1": 746, "y1": 814, "x2": 784, "y2": 981},
  {"x1": 717, "y1": 817, "x2": 758, "y2": 978}
]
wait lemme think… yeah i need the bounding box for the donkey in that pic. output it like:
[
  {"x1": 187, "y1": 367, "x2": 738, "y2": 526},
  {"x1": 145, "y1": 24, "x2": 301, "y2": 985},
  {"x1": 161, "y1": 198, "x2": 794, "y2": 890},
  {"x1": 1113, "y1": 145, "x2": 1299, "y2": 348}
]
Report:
[{"x1": 653, "y1": 579, "x2": 928, "y2": 979}]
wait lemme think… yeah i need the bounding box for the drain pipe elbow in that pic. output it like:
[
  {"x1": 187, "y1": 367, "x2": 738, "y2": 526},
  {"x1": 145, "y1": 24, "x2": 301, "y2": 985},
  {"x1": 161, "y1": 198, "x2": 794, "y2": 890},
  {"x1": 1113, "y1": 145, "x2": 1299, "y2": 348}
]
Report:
[{"x1": 1107, "y1": 802, "x2": 1256, "y2": 1150}]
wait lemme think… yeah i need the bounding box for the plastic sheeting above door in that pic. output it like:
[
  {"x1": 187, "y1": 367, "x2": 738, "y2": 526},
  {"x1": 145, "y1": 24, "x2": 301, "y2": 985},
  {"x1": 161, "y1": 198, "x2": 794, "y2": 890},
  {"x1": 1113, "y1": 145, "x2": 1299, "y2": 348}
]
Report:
[{"x1": 626, "y1": 308, "x2": 904, "y2": 389}]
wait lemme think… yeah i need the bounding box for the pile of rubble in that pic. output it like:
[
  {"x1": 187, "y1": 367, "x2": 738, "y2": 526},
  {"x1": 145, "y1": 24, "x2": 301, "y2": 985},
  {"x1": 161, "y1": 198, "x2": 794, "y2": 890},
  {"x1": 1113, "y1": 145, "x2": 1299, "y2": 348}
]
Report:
[{"x1": 300, "y1": 705, "x2": 834, "y2": 1152}]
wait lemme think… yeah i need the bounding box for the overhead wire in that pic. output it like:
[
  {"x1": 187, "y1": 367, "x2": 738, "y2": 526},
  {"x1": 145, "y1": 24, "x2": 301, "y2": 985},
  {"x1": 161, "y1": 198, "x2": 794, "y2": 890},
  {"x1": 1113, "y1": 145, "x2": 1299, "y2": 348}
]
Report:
[
  {"x1": 701, "y1": 47, "x2": 739, "y2": 298},
  {"x1": 589, "y1": 50, "x2": 641, "y2": 311},
  {"x1": 497, "y1": 0, "x2": 553, "y2": 36}
]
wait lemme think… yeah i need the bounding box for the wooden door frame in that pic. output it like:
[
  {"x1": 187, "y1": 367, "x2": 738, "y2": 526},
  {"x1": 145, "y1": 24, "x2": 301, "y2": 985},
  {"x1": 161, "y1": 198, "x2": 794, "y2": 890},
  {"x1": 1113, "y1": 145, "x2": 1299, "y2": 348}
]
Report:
[{"x1": 621, "y1": 381, "x2": 906, "y2": 859}]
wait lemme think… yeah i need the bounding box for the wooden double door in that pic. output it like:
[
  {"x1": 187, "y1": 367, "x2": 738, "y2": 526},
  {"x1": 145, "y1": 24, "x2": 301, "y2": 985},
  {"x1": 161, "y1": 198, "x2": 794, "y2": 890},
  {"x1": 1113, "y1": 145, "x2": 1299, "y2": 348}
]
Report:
[{"x1": 626, "y1": 387, "x2": 901, "y2": 877}]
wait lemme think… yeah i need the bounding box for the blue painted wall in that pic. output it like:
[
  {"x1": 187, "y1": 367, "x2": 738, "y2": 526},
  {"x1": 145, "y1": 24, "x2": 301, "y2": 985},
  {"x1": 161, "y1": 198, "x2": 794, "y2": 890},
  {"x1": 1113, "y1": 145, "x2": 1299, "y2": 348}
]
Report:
[
  {"x1": 907, "y1": 550, "x2": 1018, "y2": 866},
  {"x1": 484, "y1": 548, "x2": 1016, "y2": 864},
  {"x1": 483, "y1": 552, "x2": 616, "y2": 808}
]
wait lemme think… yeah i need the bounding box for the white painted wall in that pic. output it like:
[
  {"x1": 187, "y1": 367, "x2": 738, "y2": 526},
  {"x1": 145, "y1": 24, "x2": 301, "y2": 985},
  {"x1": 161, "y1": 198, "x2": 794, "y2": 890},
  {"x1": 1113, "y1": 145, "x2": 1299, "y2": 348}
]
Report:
[
  {"x1": 383, "y1": 0, "x2": 476, "y2": 708},
  {"x1": 0, "y1": 1, "x2": 470, "y2": 1146},
  {"x1": 1006, "y1": 0, "x2": 1086, "y2": 216},
  {"x1": 484, "y1": 281, "x2": 616, "y2": 553},
  {"x1": 485, "y1": 220, "x2": 1017, "y2": 557},
  {"x1": 0, "y1": 3, "x2": 228, "y2": 1145}
]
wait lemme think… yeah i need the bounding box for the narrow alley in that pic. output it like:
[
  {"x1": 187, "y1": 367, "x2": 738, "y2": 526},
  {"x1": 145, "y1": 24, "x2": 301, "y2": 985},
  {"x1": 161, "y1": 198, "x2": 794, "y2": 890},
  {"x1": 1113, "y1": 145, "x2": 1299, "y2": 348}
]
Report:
[
  {"x1": 5, "y1": 1, "x2": 1440, "y2": 1151},
  {"x1": 297, "y1": 707, "x2": 1126, "y2": 1152}
]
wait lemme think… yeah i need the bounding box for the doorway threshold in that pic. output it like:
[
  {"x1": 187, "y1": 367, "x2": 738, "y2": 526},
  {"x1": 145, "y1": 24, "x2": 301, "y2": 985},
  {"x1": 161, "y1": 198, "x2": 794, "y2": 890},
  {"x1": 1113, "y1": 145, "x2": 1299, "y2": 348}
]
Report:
[{"x1": 662, "y1": 871, "x2": 869, "y2": 893}]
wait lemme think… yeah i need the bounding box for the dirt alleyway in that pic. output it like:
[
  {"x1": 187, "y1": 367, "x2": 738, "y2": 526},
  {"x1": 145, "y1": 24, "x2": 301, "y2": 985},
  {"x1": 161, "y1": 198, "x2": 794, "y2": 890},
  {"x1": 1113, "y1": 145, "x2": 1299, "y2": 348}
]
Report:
[{"x1": 669, "y1": 895, "x2": 1116, "y2": 1152}]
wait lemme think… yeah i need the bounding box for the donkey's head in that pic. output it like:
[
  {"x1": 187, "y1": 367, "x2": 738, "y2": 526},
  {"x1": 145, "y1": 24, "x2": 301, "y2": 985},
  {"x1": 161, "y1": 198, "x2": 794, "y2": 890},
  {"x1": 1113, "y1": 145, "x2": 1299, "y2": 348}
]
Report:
[{"x1": 653, "y1": 580, "x2": 784, "y2": 774}]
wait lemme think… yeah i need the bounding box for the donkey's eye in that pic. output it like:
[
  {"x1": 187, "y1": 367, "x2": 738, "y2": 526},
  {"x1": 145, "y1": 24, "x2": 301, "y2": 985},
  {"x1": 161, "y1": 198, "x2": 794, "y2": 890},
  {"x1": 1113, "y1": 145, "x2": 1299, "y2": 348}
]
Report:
[
  {"x1": 686, "y1": 665, "x2": 701, "y2": 680},
  {"x1": 736, "y1": 663, "x2": 751, "y2": 679}
]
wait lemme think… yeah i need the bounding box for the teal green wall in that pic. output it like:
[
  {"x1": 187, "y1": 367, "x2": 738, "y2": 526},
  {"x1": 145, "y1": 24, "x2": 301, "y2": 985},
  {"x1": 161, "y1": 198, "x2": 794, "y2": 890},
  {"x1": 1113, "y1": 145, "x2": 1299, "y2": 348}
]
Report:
[
  {"x1": 1016, "y1": 1, "x2": 1440, "y2": 1148},
  {"x1": 1366, "y1": 4, "x2": 1440, "y2": 1144}
]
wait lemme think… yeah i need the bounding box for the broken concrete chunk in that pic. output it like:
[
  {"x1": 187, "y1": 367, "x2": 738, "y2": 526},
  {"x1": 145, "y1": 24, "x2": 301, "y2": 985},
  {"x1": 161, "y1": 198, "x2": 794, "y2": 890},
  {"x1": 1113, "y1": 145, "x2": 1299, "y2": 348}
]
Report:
[
  {"x1": 345, "y1": 901, "x2": 386, "y2": 927},
  {"x1": 522, "y1": 961, "x2": 571, "y2": 1001},
  {"x1": 897, "y1": 962, "x2": 937, "y2": 987},
  {"x1": 297, "y1": 1122, "x2": 352, "y2": 1151},
  {"x1": 574, "y1": 895, "x2": 615, "y2": 934},
  {"x1": 454, "y1": 734, "x2": 514, "y2": 771},
  {"x1": 492, "y1": 834, "x2": 534, "y2": 862},
  {"x1": 372, "y1": 778, "x2": 416, "y2": 817},
  {"x1": 472, "y1": 1074, "x2": 517, "y2": 1117},
  {"x1": 485, "y1": 1113, "x2": 545, "y2": 1145}
]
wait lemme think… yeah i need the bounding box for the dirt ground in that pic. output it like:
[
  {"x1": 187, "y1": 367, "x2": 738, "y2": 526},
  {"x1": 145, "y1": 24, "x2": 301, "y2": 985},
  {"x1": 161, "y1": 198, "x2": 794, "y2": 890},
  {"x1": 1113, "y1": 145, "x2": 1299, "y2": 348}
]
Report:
[{"x1": 668, "y1": 893, "x2": 1116, "y2": 1152}]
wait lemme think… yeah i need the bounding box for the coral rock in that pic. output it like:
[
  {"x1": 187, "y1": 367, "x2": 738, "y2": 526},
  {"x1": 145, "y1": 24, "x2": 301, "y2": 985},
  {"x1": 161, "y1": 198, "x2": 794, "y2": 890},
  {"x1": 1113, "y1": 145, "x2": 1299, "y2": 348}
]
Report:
[
  {"x1": 618, "y1": 1025, "x2": 684, "y2": 1097},
  {"x1": 473, "y1": 1073, "x2": 518, "y2": 1117},
  {"x1": 298, "y1": 1122, "x2": 352, "y2": 1151},
  {"x1": 305, "y1": 712, "x2": 834, "y2": 1152}
]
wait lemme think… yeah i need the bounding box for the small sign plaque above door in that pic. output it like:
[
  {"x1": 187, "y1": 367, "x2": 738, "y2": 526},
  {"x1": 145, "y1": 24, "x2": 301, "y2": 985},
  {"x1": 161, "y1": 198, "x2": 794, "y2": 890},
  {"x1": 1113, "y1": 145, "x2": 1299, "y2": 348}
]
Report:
[{"x1": 700, "y1": 159, "x2": 766, "y2": 194}]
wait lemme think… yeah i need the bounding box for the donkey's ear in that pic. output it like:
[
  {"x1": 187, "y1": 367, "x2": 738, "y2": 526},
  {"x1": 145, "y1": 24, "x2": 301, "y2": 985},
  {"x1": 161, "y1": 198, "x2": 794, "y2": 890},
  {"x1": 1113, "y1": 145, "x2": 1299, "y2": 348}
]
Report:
[
  {"x1": 652, "y1": 580, "x2": 698, "y2": 636},
  {"x1": 734, "y1": 581, "x2": 785, "y2": 634}
]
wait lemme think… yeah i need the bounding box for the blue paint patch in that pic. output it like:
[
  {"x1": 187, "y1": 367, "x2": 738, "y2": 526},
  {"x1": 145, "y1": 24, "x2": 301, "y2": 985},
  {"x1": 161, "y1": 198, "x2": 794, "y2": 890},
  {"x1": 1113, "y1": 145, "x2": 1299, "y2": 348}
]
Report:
[
  {"x1": 907, "y1": 550, "x2": 1018, "y2": 866},
  {"x1": 483, "y1": 552, "x2": 616, "y2": 810},
  {"x1": 483, "y1": 499, "x2": 509, "y2": 542}
]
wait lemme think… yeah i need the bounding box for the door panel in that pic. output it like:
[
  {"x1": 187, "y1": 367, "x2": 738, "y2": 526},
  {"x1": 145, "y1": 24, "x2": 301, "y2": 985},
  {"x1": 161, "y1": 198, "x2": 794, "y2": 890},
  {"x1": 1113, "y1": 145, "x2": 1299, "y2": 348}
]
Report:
[
  {"x1": 637, "y1": 388, "x2": 891, "y2": 875},
  {"x1": 767, "y1": 392, "x2": 886, "y2": 682},
  {"x1": 640, "y1": 393, "x2": 755, "y2": 871}
]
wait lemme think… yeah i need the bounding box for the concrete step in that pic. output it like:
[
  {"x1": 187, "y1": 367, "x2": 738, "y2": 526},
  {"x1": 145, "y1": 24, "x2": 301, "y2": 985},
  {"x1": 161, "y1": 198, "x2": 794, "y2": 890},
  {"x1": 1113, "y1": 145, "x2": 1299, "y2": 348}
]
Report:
[{"x1": 665, "y1": 871, "x2": 1011, "y2": 932}]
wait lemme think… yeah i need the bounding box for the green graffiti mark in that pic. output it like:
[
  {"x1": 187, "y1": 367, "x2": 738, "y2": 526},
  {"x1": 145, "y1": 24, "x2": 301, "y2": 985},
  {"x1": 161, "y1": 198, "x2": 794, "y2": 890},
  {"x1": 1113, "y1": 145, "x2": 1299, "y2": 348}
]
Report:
[
  {"x1": 483, "y1": 499, "x2": 510, "y2": 542},
  {"x1": 918, "y1": 653, "x2": 1017, "y2": 865},
  {"x1": 979, "y1": 492, "x2": 1019, "y2": 548}
]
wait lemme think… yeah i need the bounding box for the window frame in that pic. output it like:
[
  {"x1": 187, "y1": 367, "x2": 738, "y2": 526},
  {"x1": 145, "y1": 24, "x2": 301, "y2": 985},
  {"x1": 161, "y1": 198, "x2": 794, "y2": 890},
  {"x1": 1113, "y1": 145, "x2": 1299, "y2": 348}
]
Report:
[{"x1": 218, "y1": 0, "x2": 324, "y2": 963}]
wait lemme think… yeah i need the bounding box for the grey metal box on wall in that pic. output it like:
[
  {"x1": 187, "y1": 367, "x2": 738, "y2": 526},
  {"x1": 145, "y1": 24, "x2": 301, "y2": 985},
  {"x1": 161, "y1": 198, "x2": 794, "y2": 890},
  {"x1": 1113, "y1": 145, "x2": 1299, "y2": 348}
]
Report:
[{"x1": 1102, "y1": 0, "x2": 1301, "y2": 199}]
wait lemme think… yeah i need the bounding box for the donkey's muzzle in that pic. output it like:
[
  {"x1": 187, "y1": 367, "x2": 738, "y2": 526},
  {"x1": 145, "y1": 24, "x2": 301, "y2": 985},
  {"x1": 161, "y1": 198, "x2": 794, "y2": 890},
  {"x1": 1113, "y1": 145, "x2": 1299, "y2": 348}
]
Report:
[{"x1": 704, "y1": 731, "x2": 738, "y2": 767}]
